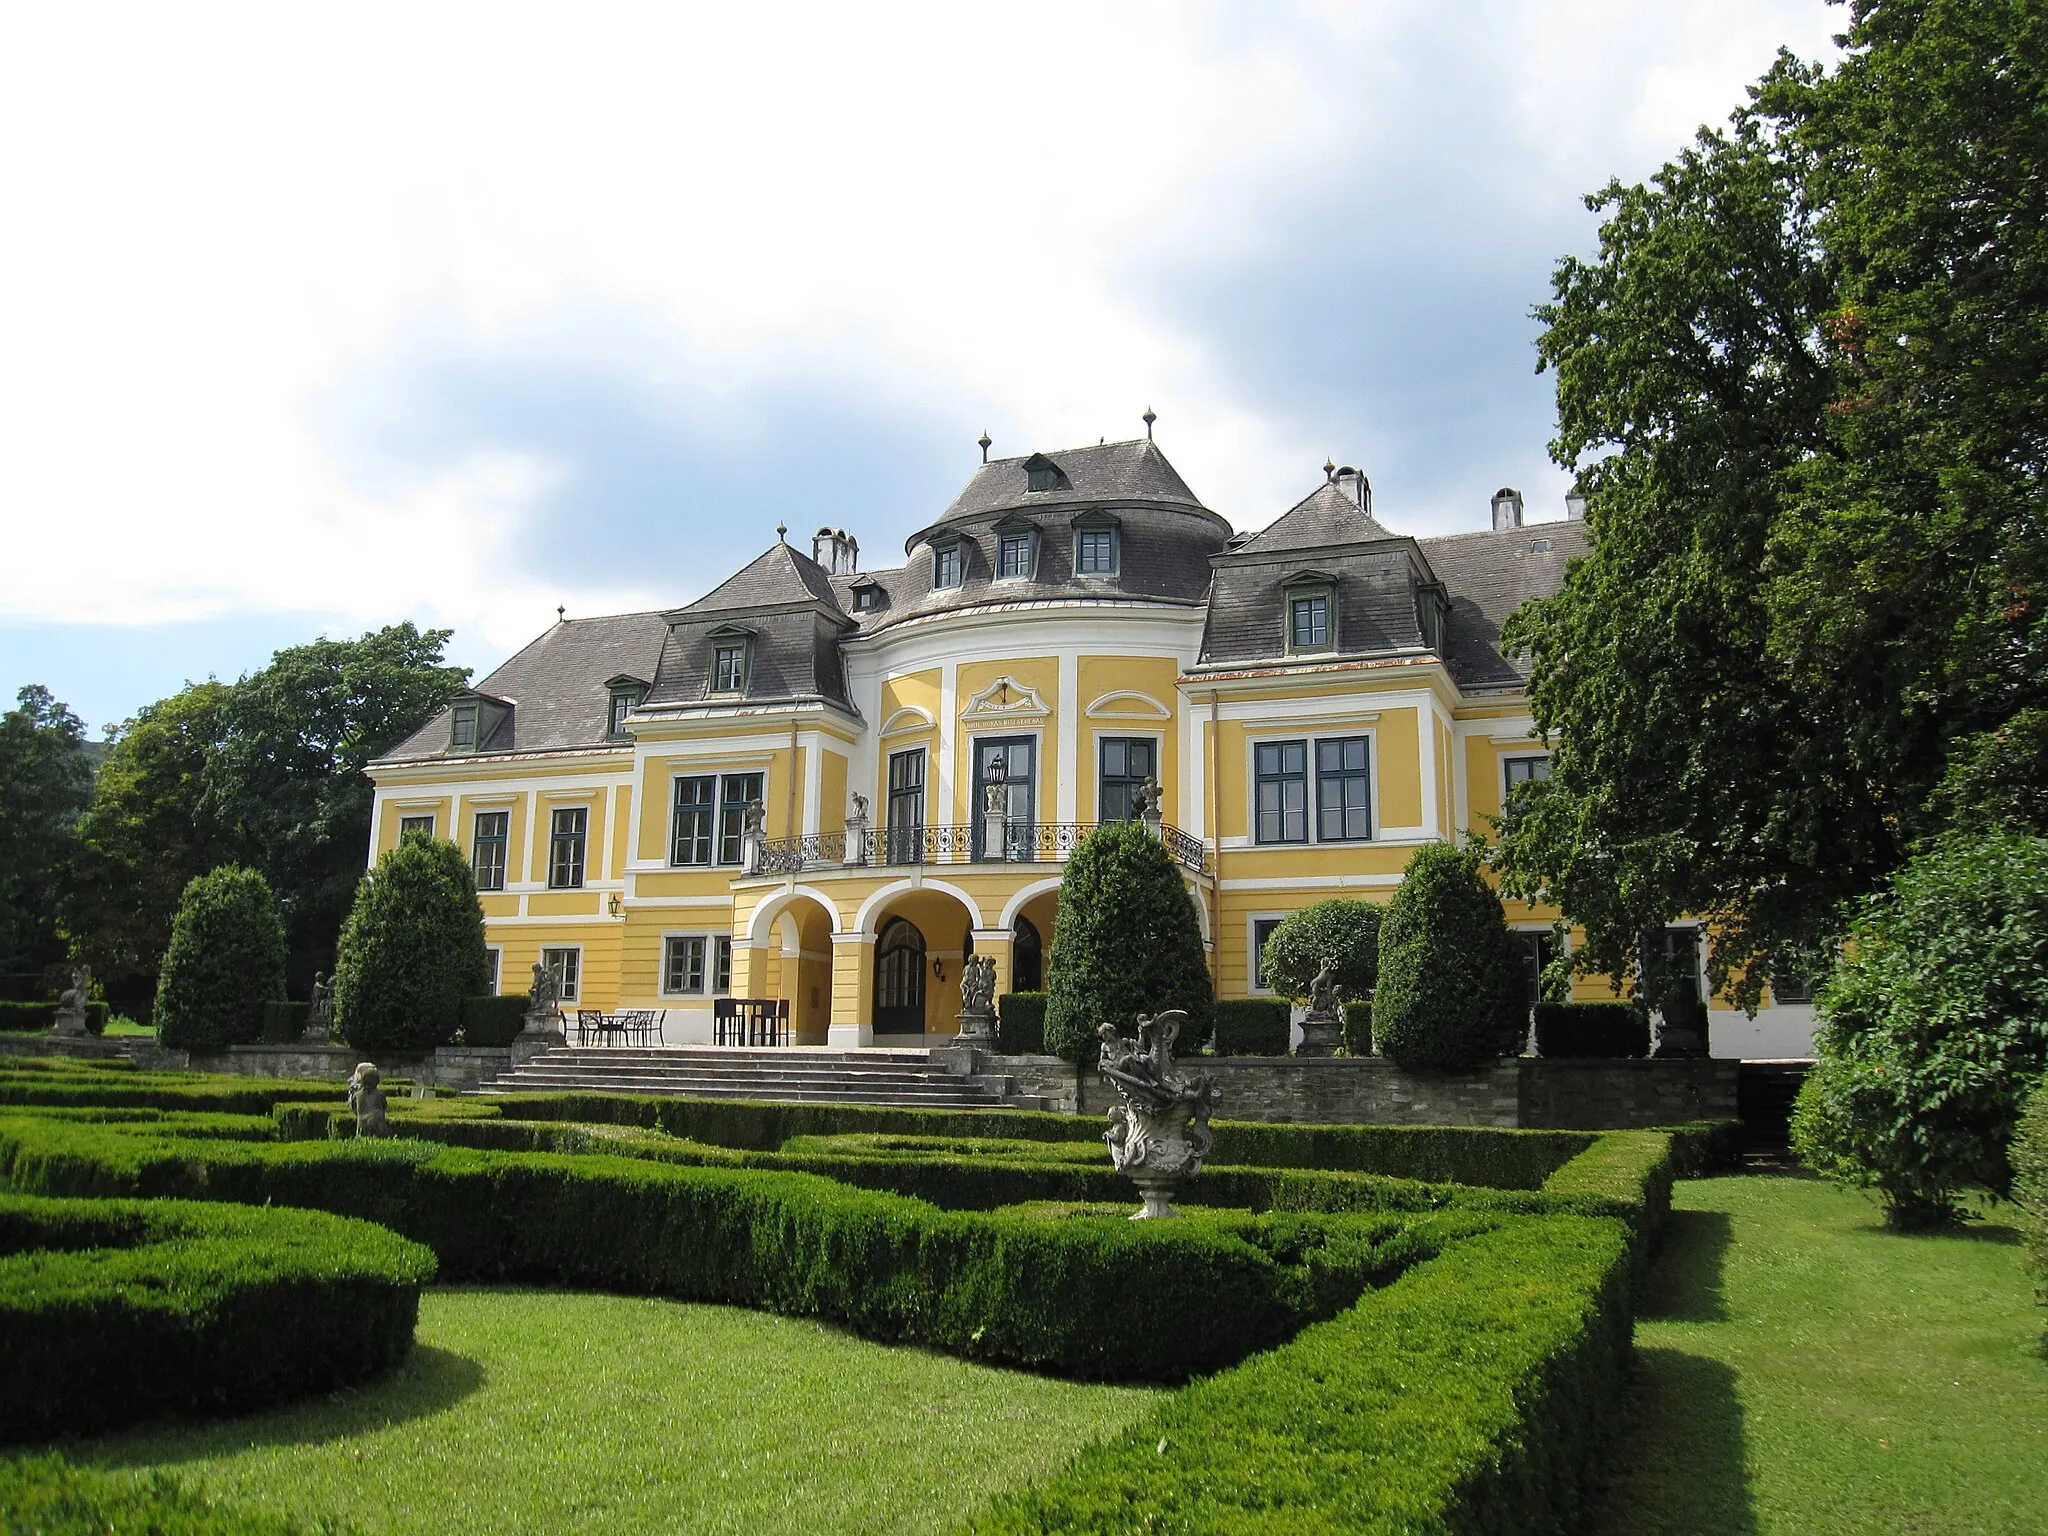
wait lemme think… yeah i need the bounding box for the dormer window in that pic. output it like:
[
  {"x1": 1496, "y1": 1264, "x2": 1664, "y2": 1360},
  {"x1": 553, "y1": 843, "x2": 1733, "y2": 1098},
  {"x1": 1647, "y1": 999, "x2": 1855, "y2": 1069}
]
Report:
[
  {"x1": 1290, "y1": 595, "x2": 1329, "y2": 650},
  {"x1": 852, "y1": 583, "x2": 882, "y2": 612},
  {"x1": 932, "y1": 539, "x2": 964, "y2": 590},
  {"x1": 1072, "y1": 509, "x2": 1121, "y2": 576},
  {"x1": 606, "y1": 684, "x2": 645, "y2": 738},
  {"x1": 451, "y1": 703, "x2": 479, "y2": 752},
  {"x1": 992, "y1": 516, "x2": 1037, "y2": 581},
  {"x1": 1282, "y1": 571, "x2": 1338, "y2": 655},
  {"x1": 1021, "y1": 453, "x2": 1068, "y2": 494},
  {"x1": 1416, "y1": 581, "x2": 1447, "y2": 652},
  {"x1": 706, "y1": 626, "x2": 753, "y2": 695}
]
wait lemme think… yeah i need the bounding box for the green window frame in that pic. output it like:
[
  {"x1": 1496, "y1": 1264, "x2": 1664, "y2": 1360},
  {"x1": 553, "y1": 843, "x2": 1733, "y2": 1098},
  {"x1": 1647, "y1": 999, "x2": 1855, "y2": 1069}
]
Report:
[
  {"x1": 997, "y1": 531, "x2": 1034, "y2": 579},
  {"x1": 450, "y1": 703, "x2": 479, "y2": 751},
  {"x1": 1289, "y1": 593, "x2": 1330, "y2": 651},
  {"x1": 717, "y1": 773, "x2": 764, "y2": 866},
  {"x1": 471, "y1": 810, "x2": 509, "y2": 891},
  {"x1": 540, "y1": 946, "x2": 580, "y2": 1003},
  {"x1": 1098, "y1": 736, "x2": 1157, "y2": 822},
  {"x1": 398, "y1": 814, "x2": 435, "y2": 841},
  {"x1": 1314, "y1": 737, "x2": 1371, "y2": 842},
  {"x1": 607, "y1": 687, "x2": 643, "y2": 738},
  {"x1": 931, "y1": 541, "x2": 964, "y2": 590},
  {"x1": 1254, "y1": 740, "x2": 1309, "y2": 844},
  {"x1": 664, "y1": 935, "x2": 707, "y2": 995},
  {"x1": 1251, "y1": 916, "x2": 1284, "y2": 991},
  {"x1": 713, "y1": 645, "x2": 747, "y2": 694},
  {"x1": 671, "y1": 776, "x2": 715, "y2": 866},
  {"x1": 548, "y1": 806, "x2": 587, "y2": 889},
  {"x1": 1076, "y1": 526, "x2": 1117, "y2": 574}
]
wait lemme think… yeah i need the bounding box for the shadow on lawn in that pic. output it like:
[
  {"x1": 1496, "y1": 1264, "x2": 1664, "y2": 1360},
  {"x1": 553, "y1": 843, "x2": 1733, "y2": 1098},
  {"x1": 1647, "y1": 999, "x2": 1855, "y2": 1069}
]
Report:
[
  {"x1": 1638, "y1": 1208, "x2": 1735, "y2": 1324},
  {"x1": 84, "y1": 1345, "x2": 485, "y2": 1467},
  {"x1": 1585, "y1": 1349, "x2": 1759, "y2": 1536}
]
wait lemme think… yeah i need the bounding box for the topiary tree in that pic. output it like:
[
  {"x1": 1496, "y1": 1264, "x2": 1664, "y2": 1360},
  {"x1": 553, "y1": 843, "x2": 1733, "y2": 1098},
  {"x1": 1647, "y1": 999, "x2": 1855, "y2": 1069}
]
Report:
[
  {"x1": 1261, "y1": 899, "x2": 1382, "y2": 1008},
  {"x1": 333, "y1": 835, "x2": 489, "y2": 1054},
  {"x1": 1372, "y1": 841, "x2": 1525, "y2": 1072},
  {"x1": 153, "y1": 866, "x2": 288, "y2": 1050},
  {"x1": 1044, "y1": 821, "x2": 1212, "y2": 1065},
  {"x1": 1790, "y1": 833, "x2": 2048, "y2": 1228}
]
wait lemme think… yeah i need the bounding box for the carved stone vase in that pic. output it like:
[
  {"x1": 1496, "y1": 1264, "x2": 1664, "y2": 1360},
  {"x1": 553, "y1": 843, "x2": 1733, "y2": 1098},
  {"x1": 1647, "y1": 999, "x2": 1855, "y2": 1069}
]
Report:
[
  {"x1": 1098, "y1": 1010, "x2": 1216, "y2": 1220},
  {"x1": 1105, "y1": 1096, "x2": 1215, "y2": 1219}
]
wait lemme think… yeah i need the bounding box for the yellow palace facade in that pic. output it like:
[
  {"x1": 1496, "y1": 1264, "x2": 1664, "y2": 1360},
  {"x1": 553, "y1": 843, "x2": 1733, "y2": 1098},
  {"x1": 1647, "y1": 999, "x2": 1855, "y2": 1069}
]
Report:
[{"x1": 366, "y1": 437, "x2": 1815, "y2": 1055}]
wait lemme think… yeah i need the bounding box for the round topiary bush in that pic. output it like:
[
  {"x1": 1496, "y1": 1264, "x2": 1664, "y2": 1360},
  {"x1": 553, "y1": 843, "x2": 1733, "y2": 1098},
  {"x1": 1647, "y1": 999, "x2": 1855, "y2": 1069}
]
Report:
[
  {"x1": 1790, "y1": 832, "x2": 2048, "y2": 1228},
  {"x1": 1261, "y1": 900, "x2": 1382, "y2": 1007},
  {"x1": 1044, "y1": 821, "x2": 1213, "y2": 1065},
  {"x1": 1371, "y1": 841, "x2": 1525, "y2": 1072},
  {"x1": 152, "y1": 866, "x2": 288, "y2": 1051},
  {"x1": 334, "y1": 835, "x2": 490, "y2": 1054}
]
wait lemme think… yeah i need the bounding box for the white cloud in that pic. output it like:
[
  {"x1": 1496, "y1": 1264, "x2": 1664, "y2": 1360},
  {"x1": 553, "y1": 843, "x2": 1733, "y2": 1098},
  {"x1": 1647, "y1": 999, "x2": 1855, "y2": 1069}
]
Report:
[{"x1": 0, "y1": 0, "x2": 1840, "y2": 635}]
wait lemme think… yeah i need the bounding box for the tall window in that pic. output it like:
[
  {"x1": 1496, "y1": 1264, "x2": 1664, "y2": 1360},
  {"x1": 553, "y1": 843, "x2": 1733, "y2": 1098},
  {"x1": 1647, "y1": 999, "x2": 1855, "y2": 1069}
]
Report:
[
  {"x1": 398, "y1": 814, "x2": 434, "y2": 841},
  {"x1": 664, "y1": 935, "x2": 708, "y2": 995},
  {"x1": 998, "y1": 531, "x2": 1034, "y2": 579},
  {"x1": 1251, "y1": 917, "x2": 1284, "y2": 990},
  {"x1": 1504, "y1": 755, "x2": 1551, "y2": 793},
  {"x1": 886, "y1": 748, "x2": 926, "y2": 865},
  {"x1": 712, "y1": 935, "x2": 733, "y2": 994},
  {"x1": 540, "y1": 946, "x2": 580, "y2": 1003},
  {"x1": 451, "y1": 703, "x2": 478, "y2": 751},
  {"x1": 671, "y1": 776, "x2": 715, "y2": 865},
  {"x1": 1076, "y1": 526, "x2": 1117, "y2": 574},
  {"x1": 932, "y1": 541, "x2": 963, "y2": 589},
  {"x1": 1289, "y1": 593, "x2": 1330, "y2": 650},
  {"x1": 1315, "y1": 737, "x2": 1371, "y2": 842},
  {"x1": 713, "y1": 645, "x2": 746, "y2": 693},
  {"x1": 1254, "y1": 741, "x2": 1309, "y2": 844},
  {"x1": 607, "y1": 687, "x2": 642, "y2": 737},
  {"x1": 1098, "y1": 736, "x2": 1157, "y2": 822},
  {"x1": 1511, "y1": 930, "x2": 1555, "y2": 1008},
  {"x1": 548, "y1": 807, "x2": 587, "y2": 889},
  {"x1": 483, "y1": 947, "x2": 501, "y2": 993},
  {"x1": 472, "y1": 811, "x2": 509, "y2": 891},
  {"x1": 717, "y1": 772, "x2": 764, "y2": 865}
]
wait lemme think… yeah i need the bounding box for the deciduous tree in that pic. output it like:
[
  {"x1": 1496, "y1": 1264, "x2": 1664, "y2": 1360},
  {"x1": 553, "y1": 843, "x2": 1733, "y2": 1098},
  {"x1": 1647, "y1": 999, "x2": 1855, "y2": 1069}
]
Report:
[{"x1": 0, "y1": 686, "x2": 92, "y2": 976}]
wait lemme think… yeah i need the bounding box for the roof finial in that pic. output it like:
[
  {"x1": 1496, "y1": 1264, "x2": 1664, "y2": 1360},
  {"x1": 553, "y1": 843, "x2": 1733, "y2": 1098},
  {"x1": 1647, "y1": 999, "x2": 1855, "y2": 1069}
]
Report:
[
  {"x1": 978, "y1": 430, "x2": 992, "y2": 464},
  {"x1": 1324, "y1": 458, "x2": 1336, "y2": 482},
  {"x1": 776, "y1": 521, "x2": 788, "y2": 544},
  {"x1": 1142, "y1": 405, "x2": 1156, "y2": 442},
  {"x1": 556, "y1": 604, "x2": 566, "y2": 623}
]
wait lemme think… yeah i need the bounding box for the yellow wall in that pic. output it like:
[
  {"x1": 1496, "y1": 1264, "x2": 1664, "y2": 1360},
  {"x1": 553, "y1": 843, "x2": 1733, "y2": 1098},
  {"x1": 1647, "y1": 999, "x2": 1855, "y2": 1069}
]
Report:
[{"x1": 952, "y1": 657, "x2": 1059, "y2": 825}]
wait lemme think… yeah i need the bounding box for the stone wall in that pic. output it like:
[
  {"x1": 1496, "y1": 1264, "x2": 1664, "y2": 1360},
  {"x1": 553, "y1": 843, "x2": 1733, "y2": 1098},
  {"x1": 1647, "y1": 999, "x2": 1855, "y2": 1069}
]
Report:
[{"x1": 980, "y1": 1052, "x2": 1735, "y2": 1129}]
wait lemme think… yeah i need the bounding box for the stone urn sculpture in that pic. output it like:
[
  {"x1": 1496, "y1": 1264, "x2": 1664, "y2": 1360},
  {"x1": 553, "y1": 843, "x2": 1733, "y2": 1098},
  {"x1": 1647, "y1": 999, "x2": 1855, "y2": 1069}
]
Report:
[{"x1": 1097, "y1": 1011, "x2": 1216, "y2": 1220}]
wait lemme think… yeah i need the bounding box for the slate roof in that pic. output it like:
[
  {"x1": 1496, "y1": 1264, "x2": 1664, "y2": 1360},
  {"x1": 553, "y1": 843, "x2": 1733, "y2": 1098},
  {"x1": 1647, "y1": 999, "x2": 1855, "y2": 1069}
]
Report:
[
  {"x1": 676, "y1": 541, "x2": 844, "y2": 616},
  {"x1": 932, "y1": 439, "x2": 1208, "y2": 526},
  {"x1": 1230, "y1": 480, "x2": 1401, "y2": 554},
  {"x1": 379, "y1": 609, "x2": 671, "y2": 762},
  {"x1": 1415, "y1": 521, "x2": 1591, "y2": 689},
  {"x1": 642, "y1": 538, "x2": 856, "y2": 713}
]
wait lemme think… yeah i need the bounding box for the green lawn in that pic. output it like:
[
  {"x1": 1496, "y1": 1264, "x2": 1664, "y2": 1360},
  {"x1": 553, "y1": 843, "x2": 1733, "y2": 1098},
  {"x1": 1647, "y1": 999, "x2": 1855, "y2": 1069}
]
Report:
[
  {"x1": 1588, "y1": 1174, "x2": 2048, "y2": 1536},
  {"x1": 67, "y1": 1288, "x2": 1159, "y2": 1536}
]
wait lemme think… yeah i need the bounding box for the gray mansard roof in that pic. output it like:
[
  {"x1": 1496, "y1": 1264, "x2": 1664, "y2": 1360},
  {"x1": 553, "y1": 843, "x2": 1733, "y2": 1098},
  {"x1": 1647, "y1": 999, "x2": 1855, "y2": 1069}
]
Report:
[
  {"x1": 373, "y1": 448, "x2": 1591, "y2": 767},
  {"x1": 380, "y1": 609, "x2": 670, "y2": 762}
]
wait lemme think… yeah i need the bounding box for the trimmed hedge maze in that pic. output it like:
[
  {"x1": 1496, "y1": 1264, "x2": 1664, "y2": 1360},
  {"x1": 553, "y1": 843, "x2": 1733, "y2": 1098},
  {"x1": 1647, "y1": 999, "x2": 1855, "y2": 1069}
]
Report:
[
  {"x1": 0, "y1": 1193, "x2": 435, "y2": 1439},
  {"x1": 0, "y1": 1057, "x2": 1733, "y2": 1533}
]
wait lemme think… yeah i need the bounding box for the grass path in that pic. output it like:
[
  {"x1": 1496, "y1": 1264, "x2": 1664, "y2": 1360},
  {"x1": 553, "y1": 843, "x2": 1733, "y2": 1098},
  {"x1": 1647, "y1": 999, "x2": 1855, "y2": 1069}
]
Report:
[
  {"x1": 68, "y1": 1288, "x2": 1159, "y2": 1536},
  {"x1": 1587, "y1": 1174, "x2": 2048, "y2": 1536}
]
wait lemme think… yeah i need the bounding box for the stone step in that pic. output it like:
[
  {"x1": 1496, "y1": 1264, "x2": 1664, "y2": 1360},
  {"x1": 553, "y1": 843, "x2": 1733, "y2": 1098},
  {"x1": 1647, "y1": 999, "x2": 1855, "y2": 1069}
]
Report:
[{"x1": 491, "y1": 1069, "x2": 1007, "y2": 1097}]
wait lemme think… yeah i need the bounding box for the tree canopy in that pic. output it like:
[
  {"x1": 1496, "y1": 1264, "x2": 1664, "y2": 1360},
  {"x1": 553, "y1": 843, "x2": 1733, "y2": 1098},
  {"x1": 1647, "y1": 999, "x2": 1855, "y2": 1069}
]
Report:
[
  {"x1": 0, "y1": 685, "x2": 93, "y2": 977},
  {"x1": 1497, "y1": 0, "x2": 2048, "y2": 1006}
]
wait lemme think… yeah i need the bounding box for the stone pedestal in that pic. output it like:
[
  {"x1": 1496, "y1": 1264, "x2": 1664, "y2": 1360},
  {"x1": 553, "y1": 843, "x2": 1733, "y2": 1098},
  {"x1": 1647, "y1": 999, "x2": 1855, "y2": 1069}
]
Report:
[
  {"x1": 1141, "y1": 808, "x2": 1163, "y2": 842},
  {"x1": 842, "y1": 815, "x2": 868, "y2": 866},
  {"x1": 1294, "y1": 1014, "x2": 1341, "y2": 1058},
  {"x1": 954, "y1": 1006, "x2": 996, "y2": 1046},
  {"x1": 48, "y1": 1004, "x2": 90, "y2": 1038},
  {"x1": 982, "y1": 811, "x2": 1007, "y2": 861}
]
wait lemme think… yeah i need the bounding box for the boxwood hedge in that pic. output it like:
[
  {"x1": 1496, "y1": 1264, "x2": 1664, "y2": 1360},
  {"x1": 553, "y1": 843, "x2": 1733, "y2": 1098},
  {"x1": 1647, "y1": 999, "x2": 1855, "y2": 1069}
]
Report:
[
  {"x1": 0, "y1": 1454, "x2": 319, "y2": 1535},
  {"x1": 0, "y1": 1193, "x2": 435, "y2": 1438}
]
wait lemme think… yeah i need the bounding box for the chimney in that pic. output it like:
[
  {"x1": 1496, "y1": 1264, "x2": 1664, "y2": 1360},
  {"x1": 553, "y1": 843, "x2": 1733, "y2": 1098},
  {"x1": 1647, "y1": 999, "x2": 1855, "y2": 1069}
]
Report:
[
  {"x1": 1332, "y1": 466, "x2": 1371, "y2": 514},
  {"x1": 811, "y1": 527, "x2": 859, "y2": 575},
  {"x1": 1564, "y1": 483, "x2": 1586, "y2": 520},
  {"x1": 1491, "y1": 487, "x2": 1524, "y2": 530}
]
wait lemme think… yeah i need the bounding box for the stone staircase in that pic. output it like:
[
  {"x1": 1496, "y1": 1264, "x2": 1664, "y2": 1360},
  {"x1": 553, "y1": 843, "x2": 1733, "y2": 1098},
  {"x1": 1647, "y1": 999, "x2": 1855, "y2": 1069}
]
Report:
[{"x1": 474, "y1": 1045, "x2": 1045, "y2": 1109}]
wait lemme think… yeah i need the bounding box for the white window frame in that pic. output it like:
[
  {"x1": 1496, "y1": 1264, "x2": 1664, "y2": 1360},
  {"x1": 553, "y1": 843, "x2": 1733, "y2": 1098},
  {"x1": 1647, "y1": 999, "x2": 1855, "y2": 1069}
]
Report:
[
  {"x1": 483, "y1": 946, "x2": 502, "y2": 994},
  {"x1": 661, "y1": 932, "x2": 734, "y2": 998},
  {"x1": 539, "y1": 945, "x2": 582, "y2": 1004},
  {"x1": 1247, "y1": 913, "x2": 1288, "y2": 995}
]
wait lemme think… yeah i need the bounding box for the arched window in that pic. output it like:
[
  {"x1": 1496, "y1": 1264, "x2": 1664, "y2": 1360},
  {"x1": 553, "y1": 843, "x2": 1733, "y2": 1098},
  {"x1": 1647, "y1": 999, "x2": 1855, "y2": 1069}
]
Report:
[{"x1": 874, "y1": 917, "x2": 927, "y2": 1035}]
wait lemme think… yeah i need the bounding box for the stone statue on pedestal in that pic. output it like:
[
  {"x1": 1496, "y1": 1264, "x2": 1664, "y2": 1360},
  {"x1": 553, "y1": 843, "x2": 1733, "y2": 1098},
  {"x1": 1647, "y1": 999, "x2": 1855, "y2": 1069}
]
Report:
[
  {"x1": 348, "y1": 1062, "x2": 389, "y2": 1136},
  {"x1": 50, "y1": 965, "x2": 91, "y2": 1037},
  {"x1": 521, "y1": 961, "x2": 564, "y2": 1039},
  {"x1": 1296, "y1": 959, "x2": 1342, "y2": 1058},
  {"x1": 304, "y1": 972, "x2": 335, "y2": 1042},
  {"x1": 1097, "y1": 1010, "x2": 1216, "y2": 1219},
  {"x1": 955, "y1": 954, "x2": 997, "y2": 1043}
]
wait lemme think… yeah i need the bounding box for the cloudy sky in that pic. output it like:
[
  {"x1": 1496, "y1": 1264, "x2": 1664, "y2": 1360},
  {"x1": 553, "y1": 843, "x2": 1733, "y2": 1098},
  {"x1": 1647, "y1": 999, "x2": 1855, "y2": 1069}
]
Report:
[{"x1": 0, "y1": 0, "x2": 1842, "y2": 733}]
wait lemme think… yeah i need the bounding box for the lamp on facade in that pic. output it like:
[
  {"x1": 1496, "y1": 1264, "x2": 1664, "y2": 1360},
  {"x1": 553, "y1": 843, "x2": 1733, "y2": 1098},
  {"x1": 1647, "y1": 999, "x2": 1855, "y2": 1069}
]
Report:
[
  {"x1": 607, "y1": 892, "x2": 622, "y2": 918},
  {"x1": 932, "y1": 956, "x2": 946, "y2": 982}
]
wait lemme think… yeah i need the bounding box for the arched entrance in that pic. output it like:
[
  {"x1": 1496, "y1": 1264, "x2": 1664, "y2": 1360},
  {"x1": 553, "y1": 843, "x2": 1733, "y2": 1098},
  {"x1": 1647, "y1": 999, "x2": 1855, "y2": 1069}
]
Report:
[
  {"x1": 874, "y1": 917, "x2": 927, "y2": 1036},
  {"x1": 1012, "y1": 914, "x2": 1044, "y2": 993}
]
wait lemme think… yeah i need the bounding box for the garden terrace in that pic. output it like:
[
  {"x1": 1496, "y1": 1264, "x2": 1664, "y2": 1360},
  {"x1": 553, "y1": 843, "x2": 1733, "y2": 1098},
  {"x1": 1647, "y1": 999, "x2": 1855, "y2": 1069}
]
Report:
[{"x1": 0, "y1": 1059, "x2": 1719, "y2": 1531}]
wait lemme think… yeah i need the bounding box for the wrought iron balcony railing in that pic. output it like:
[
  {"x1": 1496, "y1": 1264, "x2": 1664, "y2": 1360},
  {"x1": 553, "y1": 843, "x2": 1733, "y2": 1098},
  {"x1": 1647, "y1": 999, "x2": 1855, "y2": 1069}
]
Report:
[{"x1": 749, "y1": 821, "x2": 1209, "y2": 877}]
